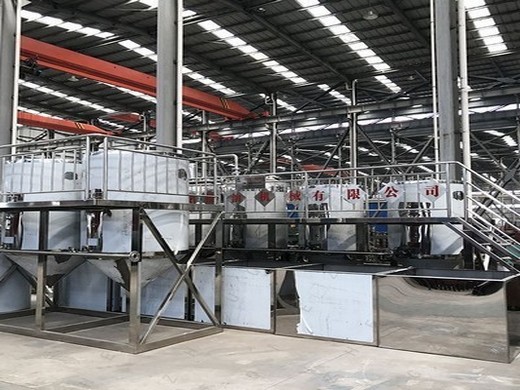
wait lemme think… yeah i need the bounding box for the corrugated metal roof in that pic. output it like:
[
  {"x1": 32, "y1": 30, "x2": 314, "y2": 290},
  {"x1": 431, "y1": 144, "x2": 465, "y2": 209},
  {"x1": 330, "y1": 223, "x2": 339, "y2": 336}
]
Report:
[{"x1": 13, "y1": 0, "x2": 520, "y2": 174}]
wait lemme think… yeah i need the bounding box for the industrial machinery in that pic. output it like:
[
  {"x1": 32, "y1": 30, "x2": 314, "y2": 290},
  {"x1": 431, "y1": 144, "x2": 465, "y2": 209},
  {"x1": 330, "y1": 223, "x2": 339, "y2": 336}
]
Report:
[
  {"x1": 0, "y1": 144, "x2": 518, "y2": 361},
  {"x1": 0, "y1": 136, "x2": 223, "y2": 353}
]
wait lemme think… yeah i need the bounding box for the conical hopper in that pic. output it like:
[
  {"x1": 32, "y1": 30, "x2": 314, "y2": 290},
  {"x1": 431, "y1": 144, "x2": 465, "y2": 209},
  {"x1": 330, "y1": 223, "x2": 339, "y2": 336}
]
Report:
[
  {"x1": 0, "y1": 254, "x2": 31, "y2": 312},
  {"x1": 5, "y1": 254, "x2": 85, "y2": 287},
  {"x1": 0, "y1": 255, "x2": 13, "y2": 281},
  {"x1": 87, "y1": 256, "x2": 175, "y2": 291}
]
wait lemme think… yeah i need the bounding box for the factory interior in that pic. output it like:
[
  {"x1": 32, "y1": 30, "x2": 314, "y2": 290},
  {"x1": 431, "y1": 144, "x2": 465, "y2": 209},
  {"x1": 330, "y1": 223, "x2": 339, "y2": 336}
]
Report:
[{"x1": 0, "y1": 0, "x2": 519, "y2": 388}]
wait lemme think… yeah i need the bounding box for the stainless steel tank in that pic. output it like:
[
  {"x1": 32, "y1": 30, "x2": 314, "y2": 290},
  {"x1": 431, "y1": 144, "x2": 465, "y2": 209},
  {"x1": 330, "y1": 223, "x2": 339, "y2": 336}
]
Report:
[{"x1": 1, "y1": 159, "x2": 84, "y2": 285}]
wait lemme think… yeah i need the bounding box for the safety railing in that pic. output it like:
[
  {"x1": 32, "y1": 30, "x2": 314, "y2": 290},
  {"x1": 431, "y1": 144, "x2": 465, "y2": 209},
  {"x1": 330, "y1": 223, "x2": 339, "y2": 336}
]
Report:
[
  {"x1": 0, "y1": 135, "x2": 224, "y2": 204},
  {"x1": 220, "y1": 161, "x2": 467, "y2": 220}
]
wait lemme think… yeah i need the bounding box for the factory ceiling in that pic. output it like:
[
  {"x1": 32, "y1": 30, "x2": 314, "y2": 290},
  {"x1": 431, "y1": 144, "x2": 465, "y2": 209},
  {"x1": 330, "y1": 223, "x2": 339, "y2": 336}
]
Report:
[{"x1": 16, "y1": 0, "x2": 520, "y2": 179}]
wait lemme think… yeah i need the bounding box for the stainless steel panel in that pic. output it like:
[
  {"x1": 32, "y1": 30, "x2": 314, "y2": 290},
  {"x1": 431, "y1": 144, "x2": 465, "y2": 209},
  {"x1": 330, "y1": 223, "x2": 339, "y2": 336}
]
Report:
[
  {"x1": 275, "y1": 269, "x2": 377, "y2": 345},
  {"x1": 507, "y1": 277, "x2": 520, "y2": 362},
  {"x1": 378, "y1": 273, "x2": 515, "y2": 362}
]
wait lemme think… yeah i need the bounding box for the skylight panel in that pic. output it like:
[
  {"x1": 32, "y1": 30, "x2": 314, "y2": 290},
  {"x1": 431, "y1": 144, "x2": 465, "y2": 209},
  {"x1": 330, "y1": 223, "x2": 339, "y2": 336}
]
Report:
[
  {"x1": 120, "y1": 40, "x2": 141, "y2": 50},
  {"x1": 19, "y1": 106, "x2": 55, "y2": 118},
  {"x1": 465, "y1": 0, "x2": 508, "y2": 54},
  {"x1": 139, "y1": 0, "x2": 158, "y2": 8},
  {"x1": 20, "y1": 10, "x2": 41, "y2": 21},
  {"x1": 60, "y1": 22, "x2": 82, "y2": 32},
  {"x1": 319, "y1": 16, "x2": 342, "y2": 27},
  {"x1": 19, "y1": 80, "x2": 115, "y2": 113},
  {"x1": 375, "y1": 75, "x2": 400, "y2": 93},
  {"x1": 38, "y1": 16, "x2": 63, "y2": 26},
  {"x1": 308, "y1": 6, "x2": 329, "y2": 18},
  {"x1": 77, "y1": 27, "x2": 102, "y2": 36},
  {"x1": 199, "y1": 20, "x2": 220, "y2": 31},
  {"x1": 485, "y1": 130, "x2": 504, "y2": 137},
  {"x1": 295, "y1": 0, "x2": 400, "y2": 93},
  {"x1": 195, "y1": 13, "x2": 352, "y2": 107},
  {"x1": 329, "y1": 25, "x2": 350, "y2": 35},
  {"x1": 183, "y1": 10, "x2": 196, "y2": 18},
  {"x1": 473, "y1": 18, "x2": 495, "y2": 28}
]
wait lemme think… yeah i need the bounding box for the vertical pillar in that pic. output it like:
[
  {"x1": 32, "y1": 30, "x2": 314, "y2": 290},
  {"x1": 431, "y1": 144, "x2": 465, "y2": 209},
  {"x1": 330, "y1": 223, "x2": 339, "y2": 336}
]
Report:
[
  {"x1": 269, "y1": 93, "x2": 277, "y2": 174},
  {"x1": 349, "y1": 80, "x2": 358, "y2": 180},
  {"x1": 201, "y1": 111, "x2": 208, "y2": 178},
  {"x1": 434, "y1": 0, "x2": 461, "y2": 168},
  {"x1": 0, "y1": 0, "x2": 18, "y2": 154},
  {"x1": 157, "y1": 0, "x2": 183, "y2": 149},
  {"x1": 129, "y1": 208, "x2": 142, "y2": 348},
  {"x1": 35, "y1": 210, "x2": 49, "y2": 330},
  {"x1": 458, "y1": 0, "x2": 471, "y2": 171}
]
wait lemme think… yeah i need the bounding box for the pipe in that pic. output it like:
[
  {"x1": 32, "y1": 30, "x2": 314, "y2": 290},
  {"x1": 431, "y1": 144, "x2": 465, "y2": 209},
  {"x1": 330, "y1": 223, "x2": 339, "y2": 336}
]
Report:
[
  {"x1": 350, "y1": 80, "x2": 358, "y2": 181},
  {"x1": 217, "y1": 154, "x2": 239, "y2": 176},
  {"x1": 430, "y1": 0, "x2": 440, "y2": 179}
]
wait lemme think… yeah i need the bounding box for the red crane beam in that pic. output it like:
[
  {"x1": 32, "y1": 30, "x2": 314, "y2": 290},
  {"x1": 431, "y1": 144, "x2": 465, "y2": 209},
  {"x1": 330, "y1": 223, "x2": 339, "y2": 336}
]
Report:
[
  {"x1": 20, "y1": 36, "x2": 254, "y2": 120},
  {"x1": 18, "y1": 111, "x2": 113, "y2": 135},
  {"x1": 107, "y1": 113, "x2": 157, "y2": 129}
]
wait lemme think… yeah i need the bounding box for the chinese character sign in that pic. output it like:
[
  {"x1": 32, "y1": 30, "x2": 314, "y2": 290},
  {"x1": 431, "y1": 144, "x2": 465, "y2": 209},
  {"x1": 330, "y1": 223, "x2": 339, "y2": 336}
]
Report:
[
  {"x1": 285, "y1": 189, "x2": 302, "y2": 204},
  {"x1": 227, "y1": 191, "x2": 245, "y2": 204},
  {"x1": 312, "y1": 190, "x2": 325, "y2": 202},
  {"x1": 255, "y1": 189, "x2": 275, "y2": 207},
  {"x1": 420, "y1": 179, "x2": 445, "y2": 203},
  {"x1": 306, "y1": 187, "x2": 329, "y2": 204},
  {"x1": 344, "y1": 184, "x2": 366, "y2": 204},
  {"x1": 379, "y1": 182, "x2": 403, "y2": 201}
]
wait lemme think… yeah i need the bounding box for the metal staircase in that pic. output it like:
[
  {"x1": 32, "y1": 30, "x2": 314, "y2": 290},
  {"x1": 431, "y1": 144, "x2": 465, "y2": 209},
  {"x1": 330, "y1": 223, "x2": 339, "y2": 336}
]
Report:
[{"x1": 444, "y1": 164, "x2": 520, "y2": 272}]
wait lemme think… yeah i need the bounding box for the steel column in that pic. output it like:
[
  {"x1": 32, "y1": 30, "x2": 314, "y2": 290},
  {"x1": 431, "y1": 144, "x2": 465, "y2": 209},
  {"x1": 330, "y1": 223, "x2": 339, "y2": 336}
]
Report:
[
  {"x1": 201, "y1": 111, "x2": 208, "y2": 178},
  {"x1": 350, "y1": 81, "x2": 358, "y2": 180},
  {"x1": 0, "y1": 0, "x2": 17, "y2": 154},
  {"x1": 157, "y1": 0, "x2": 182, "y2": 148},
  {"x1": 129, "y1": 208, "x2": 142, "y2": 347},
  {"x1": 269, "y1": 93, "x2": 277, "y2": 173},
  {"x1": 434, "y1": 0, "x2": 461, "y2": 167},
  {"x1": 458, "y1": 0, "x2": 471, "y2": 174},
  {"x1": 35, "y1": 210, "x2": 49, "y2": 330}
]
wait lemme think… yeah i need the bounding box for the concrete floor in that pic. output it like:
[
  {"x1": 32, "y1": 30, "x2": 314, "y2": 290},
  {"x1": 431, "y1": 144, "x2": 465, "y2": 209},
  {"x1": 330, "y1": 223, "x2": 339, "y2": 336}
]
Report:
[{"x1": 0, "y1": 330, "x2": 518, "y2": 390}]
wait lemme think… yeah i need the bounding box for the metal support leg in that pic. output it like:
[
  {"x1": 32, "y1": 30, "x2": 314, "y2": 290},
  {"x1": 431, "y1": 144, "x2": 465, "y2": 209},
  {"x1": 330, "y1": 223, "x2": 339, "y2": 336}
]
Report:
[
  {"x1": 214, "y1": 217, "x2": 223, "y2": 323},
  {"x1": 35, "y1": 210, "x2": 49, "y2": 330},
  {"x1": 129, "y1": 208, "x2": 142, "y2": 347},
  {"x1": 128, "y1": 259, "x2": 141, "y2": 347}
]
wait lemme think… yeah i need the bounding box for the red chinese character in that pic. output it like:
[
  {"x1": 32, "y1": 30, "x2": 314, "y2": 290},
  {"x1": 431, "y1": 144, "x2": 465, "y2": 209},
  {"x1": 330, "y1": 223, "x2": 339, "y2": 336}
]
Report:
[
  {"x1": 313, "y1": 190, "x2": 325, "y2": 202},
  {"x1": 425, "y1": 185, "x2": 439, "y2": 197},
  {"x1": 288, "y1": 190, "x2": 301, "y2": 202},
  {"x1": 346, "y1": 188, "x2": 361, "y2": 200},
  {"x1": 384, "y1": 186, "x2": 399, "y2": 198},
  {"x1": 258, "y1": 191, "x2": 271, "y2": 202},
  {"x1": 229, "y1": 193, "x2": 242, "y2": 204}
]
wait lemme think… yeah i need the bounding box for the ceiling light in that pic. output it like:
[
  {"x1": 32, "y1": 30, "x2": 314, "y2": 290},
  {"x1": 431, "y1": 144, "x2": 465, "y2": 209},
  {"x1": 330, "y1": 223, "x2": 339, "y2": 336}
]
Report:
[{"x1": 363, "y1": 9, "x2": 379, "y2": 20}]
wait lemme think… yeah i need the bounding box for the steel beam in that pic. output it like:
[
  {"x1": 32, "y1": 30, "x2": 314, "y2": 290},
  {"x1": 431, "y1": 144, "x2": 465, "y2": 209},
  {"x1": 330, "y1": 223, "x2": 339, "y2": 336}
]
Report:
[
  {"x1": 17, "y1": 111, "x2": 112, "y2": 135},
  {"x1": 382, "y1": 0, "x2": 429, "y2": 48},
  {"x1": 20, "y1": 36, "x2": 254, "y2": 120},
  {"x1": 31, "y1": 0, "x2": 268, "y2": 96}
]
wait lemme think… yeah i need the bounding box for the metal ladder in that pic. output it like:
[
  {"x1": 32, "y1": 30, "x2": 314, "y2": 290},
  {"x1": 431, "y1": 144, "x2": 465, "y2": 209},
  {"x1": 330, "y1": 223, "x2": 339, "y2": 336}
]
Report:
[{"x1": 444, "y1": 164, "x2": 520, "y2": 272}]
